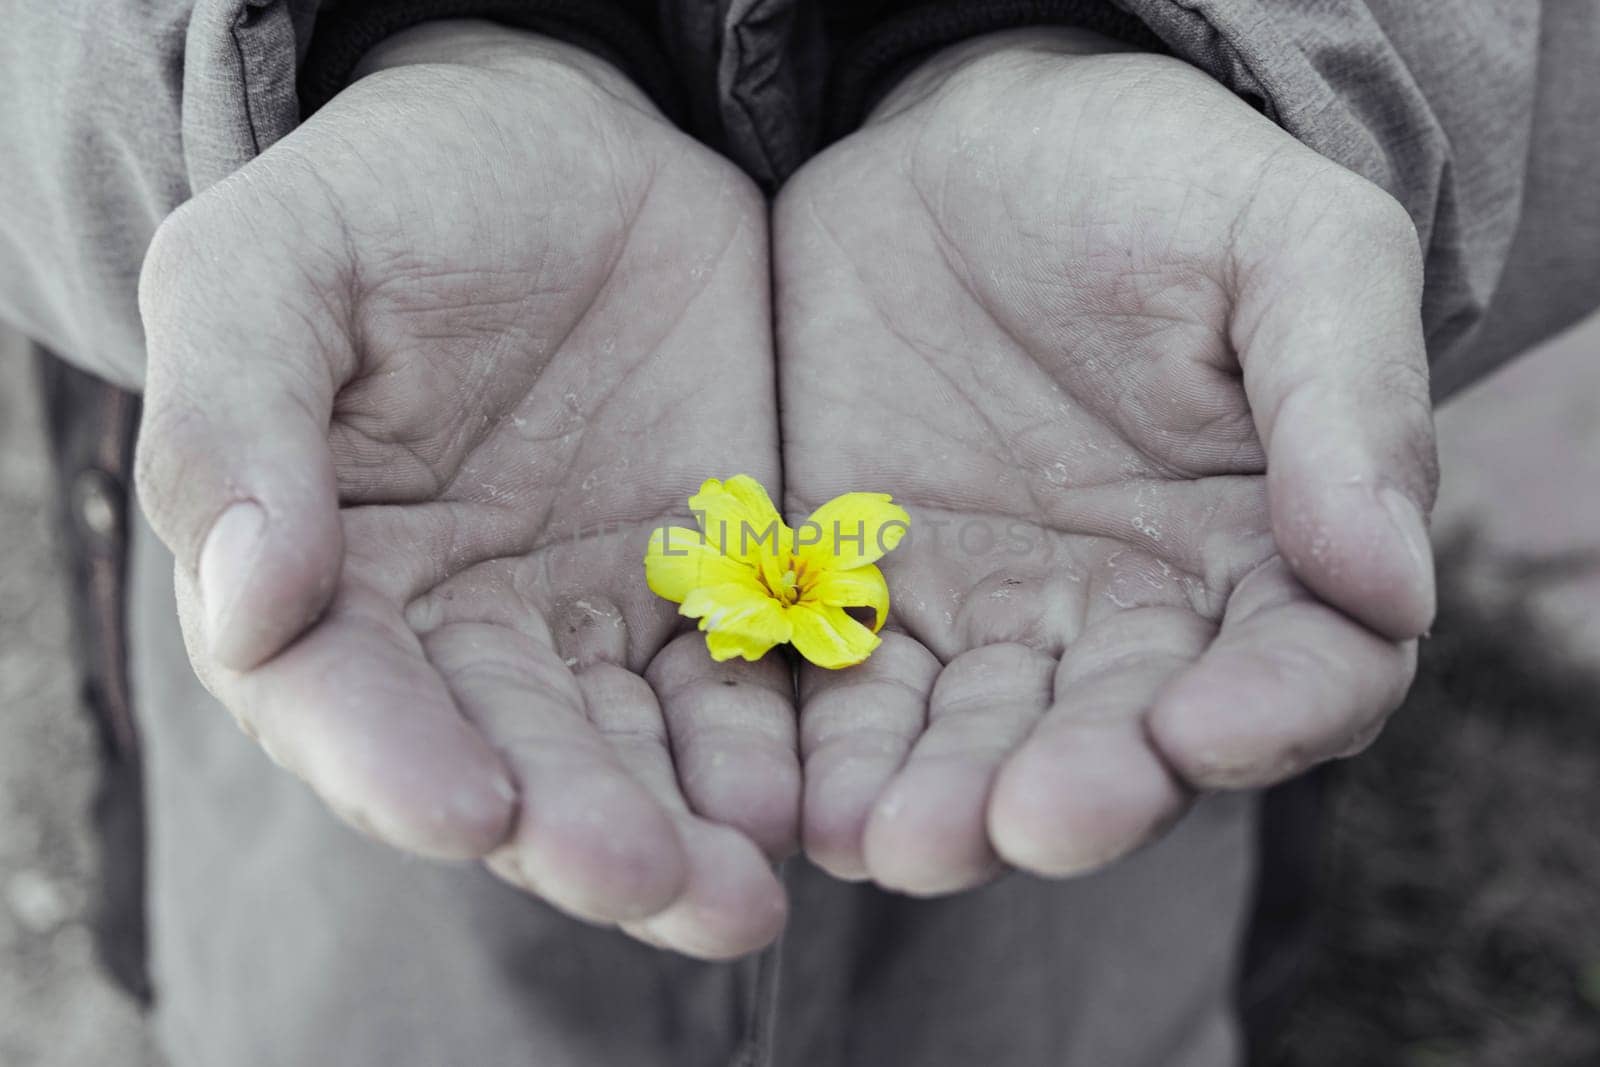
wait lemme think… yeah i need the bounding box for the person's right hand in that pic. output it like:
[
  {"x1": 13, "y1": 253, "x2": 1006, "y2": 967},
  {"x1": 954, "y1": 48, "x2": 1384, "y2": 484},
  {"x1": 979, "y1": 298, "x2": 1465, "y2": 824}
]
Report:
[
  {"x1": 135, "y1": 22, "x2": 792, "y2": 958},
  {"x1": 774, "y1": 28, "x2": 1439, "y2": 893}
]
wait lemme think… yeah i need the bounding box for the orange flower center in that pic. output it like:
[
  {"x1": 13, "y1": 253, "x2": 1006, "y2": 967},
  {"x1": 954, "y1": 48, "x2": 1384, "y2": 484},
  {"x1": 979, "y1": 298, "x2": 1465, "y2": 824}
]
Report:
[{"x1": 761, "y1": 554, "x2": 816, "y2": 606}]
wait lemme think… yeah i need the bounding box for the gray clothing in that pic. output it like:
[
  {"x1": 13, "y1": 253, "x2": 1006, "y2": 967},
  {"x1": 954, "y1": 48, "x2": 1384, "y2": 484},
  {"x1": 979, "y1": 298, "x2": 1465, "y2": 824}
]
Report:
[
  {"x1": 3, "y1": 2, "x2": 1598, "y2": 1065},
  {"x1": 1111, "y1": 0, "x2": 1600, "y2": 396}
]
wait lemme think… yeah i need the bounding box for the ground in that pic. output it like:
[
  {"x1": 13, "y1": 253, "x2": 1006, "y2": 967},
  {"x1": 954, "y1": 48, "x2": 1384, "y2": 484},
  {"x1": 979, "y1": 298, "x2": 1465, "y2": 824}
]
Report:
[
  {"x1": 0, "y1": 317, "x2": 1595, "y2": 1066},
  {"x1": 0, "y1": 334, "x2": 160, "y2": 1065},
  {"x1": 1268, "y1": 319, "x2": 1600, "y2": 1067}
]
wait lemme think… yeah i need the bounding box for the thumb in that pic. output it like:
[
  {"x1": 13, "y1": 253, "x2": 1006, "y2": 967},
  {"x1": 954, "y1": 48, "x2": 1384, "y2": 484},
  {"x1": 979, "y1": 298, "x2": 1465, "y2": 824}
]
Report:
[
  {"x1": 135, "y1": 196, "x2": 349, "y2": 670},
  {"x1": 1233, "y1": 175, "x2": 1439, "y2": 640}
]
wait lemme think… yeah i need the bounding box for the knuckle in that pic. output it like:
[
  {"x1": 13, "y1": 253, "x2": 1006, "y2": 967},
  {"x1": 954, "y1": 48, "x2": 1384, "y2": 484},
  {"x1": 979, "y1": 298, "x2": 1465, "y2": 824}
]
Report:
[
  {"x1": 1354, "y1": 195, "x2": 1423, "y2": 282},
  {"x1": 138, "y1": 203, "x2": 206, "y2": 314},
  {"x1": 133, "y1": 402, "x2": 211, "y2": 535},
  {"x1": 1362, "y1": 186, "x2": 1421, "y2": 247},
  {"x1": 138, "y1": 193, "x2": 258, "y2": 338},
  {"x1": 1304, "y1": 171, "x2": 1423, "y2": 283},
  {"x1": 1369, "y1": 349, "x2": 1434, "y2": 407}
]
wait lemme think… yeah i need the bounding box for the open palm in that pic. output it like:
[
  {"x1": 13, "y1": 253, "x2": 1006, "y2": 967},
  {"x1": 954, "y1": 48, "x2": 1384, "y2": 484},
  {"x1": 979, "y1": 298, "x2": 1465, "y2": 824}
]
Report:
[
  {"x1": 137, "y1": 28, "x2": 792, "y2": 956},
  {"x1": 776, "y1": 34, "x2": 1439, "y2": 893}
]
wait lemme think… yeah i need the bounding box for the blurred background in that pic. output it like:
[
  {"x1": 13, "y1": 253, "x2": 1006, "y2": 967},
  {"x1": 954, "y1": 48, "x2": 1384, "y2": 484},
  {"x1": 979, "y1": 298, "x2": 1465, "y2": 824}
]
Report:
[{"x1": 1, "y1": 316, "x2": 1596, "y2": 1067}]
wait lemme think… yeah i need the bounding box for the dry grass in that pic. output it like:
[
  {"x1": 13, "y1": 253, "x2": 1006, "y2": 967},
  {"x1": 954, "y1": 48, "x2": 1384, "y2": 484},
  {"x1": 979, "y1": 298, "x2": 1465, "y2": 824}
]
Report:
[{"x1": 1268, "y1": 541, "x2": 1600, "y2": 1067}]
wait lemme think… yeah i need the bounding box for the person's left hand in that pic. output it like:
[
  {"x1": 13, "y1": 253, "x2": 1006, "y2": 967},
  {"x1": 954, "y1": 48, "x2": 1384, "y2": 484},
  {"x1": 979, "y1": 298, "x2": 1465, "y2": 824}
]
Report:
[
  {"x1": 773, "y1": 28, "x2": 1438, "y2": 892},
  {"x1": 135, "y1": 23, "x2": 792, "y2": 956}
]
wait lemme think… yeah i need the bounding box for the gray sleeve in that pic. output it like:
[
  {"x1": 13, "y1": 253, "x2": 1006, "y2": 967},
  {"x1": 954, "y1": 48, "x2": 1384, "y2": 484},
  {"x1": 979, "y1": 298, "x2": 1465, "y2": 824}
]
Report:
[
  {"x1": 0, "y1": 0, "x2": 308, "y2": 391},
  {"x1": 0, "y1": 0, "x2": 689, "y2": 391},
  {"x1": 1115, "y1": 0, "x2": 1600, "y2": 397}
]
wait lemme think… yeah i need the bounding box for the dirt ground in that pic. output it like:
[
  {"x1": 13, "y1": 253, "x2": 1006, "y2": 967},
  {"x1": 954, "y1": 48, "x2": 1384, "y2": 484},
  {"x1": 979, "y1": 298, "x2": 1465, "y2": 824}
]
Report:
[{"x1": 0, "y1": 316, "x2": 1595, "y2": 1067}]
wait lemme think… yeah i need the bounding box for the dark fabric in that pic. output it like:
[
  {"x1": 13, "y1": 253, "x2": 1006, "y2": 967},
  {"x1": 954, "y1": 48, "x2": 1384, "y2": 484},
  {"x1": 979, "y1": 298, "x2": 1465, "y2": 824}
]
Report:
[
  {"x1": 1242, "y1": 769, "x2": 1333, "y2": 1063},
  {"x1": 33, "y1": 349, "x2": 149, "y2": 1005},
  {"x1": 706, "y1": 0, "x2": 829, "y2": 191},
  {"x1": 297, "y1": 0, "x2": 685, "y2": 123},
  {"x1": 822, "y1": 0, "x2": 1166, "y2": 140}
]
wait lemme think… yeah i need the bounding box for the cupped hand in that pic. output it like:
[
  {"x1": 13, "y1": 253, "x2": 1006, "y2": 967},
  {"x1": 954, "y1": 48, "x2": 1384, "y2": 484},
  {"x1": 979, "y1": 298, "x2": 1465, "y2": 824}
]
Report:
[
  {"x1": 136, "y1": 23, "x2": 792, "y2": 957},
  {"x1": 774, "y1": 28, "x2": 1438, "y2": 893}
]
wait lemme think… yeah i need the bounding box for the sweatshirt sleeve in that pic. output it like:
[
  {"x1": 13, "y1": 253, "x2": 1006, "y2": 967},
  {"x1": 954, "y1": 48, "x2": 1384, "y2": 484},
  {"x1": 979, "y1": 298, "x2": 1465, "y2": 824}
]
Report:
[
  {"x1": 1111, "y1": 0, "x2": 1598, "y2": 397},
  {"x1": 826, "y1": 1, "x2": 1600, "y2": 397},
  {"x1": 0, "y1": 1, "x2": 195, "y2": 391},
  {"x1": 0, "y1": 0, "x2": 677, "y2": 393},
  {"x1": 296, "y1": 0, "x2": 681, "y2": 120}
]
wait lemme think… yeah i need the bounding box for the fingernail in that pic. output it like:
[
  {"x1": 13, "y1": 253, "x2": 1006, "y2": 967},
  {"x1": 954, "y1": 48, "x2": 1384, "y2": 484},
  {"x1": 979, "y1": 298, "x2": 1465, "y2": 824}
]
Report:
[
  {"x1": 199, "y1": 501, "x2": 266, "y2": 659},
  {"x1": 1378, "y1": 487, "x2": 1435, "y2": 618}
]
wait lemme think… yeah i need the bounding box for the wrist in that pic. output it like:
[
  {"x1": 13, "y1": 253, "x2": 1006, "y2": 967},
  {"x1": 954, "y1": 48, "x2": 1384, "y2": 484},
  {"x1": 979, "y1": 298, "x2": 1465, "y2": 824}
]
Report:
[
  {"x1": 344, "y1": 19, "x2": 659, "y2": 119},
  {"x1": 868, "y1": 26, "x2": 1146, "y2": 126}
]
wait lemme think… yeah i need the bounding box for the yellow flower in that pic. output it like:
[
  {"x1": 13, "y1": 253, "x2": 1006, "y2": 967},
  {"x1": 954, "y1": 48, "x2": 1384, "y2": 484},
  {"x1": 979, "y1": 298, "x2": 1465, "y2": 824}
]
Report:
[{"x1": 645, "y1": 475, "x2": 910, "y2": 668}]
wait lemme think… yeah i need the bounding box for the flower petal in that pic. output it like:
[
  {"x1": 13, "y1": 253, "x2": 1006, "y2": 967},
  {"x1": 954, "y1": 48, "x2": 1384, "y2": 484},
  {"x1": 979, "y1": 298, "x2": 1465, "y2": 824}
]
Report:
[
  {"x1": 795, "y1": 492, "x2": 910, "y2": 570},
  {"x1": 681, "y1": 582, "x2": 792, "y2": 663},
  {"x1": 645, "y1": 526, "x2": 754, "y2": 604},
  {"x1": 808, "y1": 563, "x2": 890, "y2": 632},
  {"x1": 689, "y1": 475, "x2": 791, "y2": 570},
  {"x1": 789, "y1": 602, "x2": 881, "y2": 669}
]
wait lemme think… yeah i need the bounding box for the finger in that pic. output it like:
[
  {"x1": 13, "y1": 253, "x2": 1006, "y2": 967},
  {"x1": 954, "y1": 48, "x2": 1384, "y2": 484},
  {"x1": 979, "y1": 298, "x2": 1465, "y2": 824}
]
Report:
[
  {"x1": 620, "y1": 823, "x2": 788, "y2": 960},
  {"x1": 192, "y1": 570, "x2": 516, "y2": 861},
  {"x1": 648, "y1": 634, "x2": 800, "y2": 861},
  {"x1": 406, "y1": 560, "x2": 780, "y2": 942},
  {"x1": 798, "y1": 632, "x2": 940, "y2": 879},
  {"x1": 579, "y1": 664, "x2": 788, "y2": 959},
  {"x1": 862, "y1": 643, "x2": 1054, "y2": 895},
  {"x1": 137, "y1": 200, "x2": 349, "y2": 671},
  {"x1": 1233, "y1": 174, "x2": 1438, "y2": 640},
  {"x1": 988, "y1": 607, "x2": 1210, "y2": 877},
  {"x1": 423, "y1": 621, "x2": 691, "y2": 924},
  {"x1": 1148, "y1": 557, "x2": 1417, "y2": 790}
]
